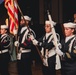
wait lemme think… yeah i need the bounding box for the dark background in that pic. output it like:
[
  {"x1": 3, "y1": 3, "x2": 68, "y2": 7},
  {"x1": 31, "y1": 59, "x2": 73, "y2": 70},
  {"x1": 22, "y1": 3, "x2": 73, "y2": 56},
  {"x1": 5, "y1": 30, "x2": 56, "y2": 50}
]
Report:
[
  {"x1": 0, "y1": 0, "x2": 76, "y2": 24},
  {"x1": 63, "y1": 0, "x2": 76, "y2": 22}
]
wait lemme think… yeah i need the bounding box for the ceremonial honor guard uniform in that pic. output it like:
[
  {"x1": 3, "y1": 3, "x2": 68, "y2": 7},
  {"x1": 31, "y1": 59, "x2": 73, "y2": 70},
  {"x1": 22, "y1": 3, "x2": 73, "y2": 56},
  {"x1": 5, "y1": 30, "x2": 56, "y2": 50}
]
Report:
[
  {"x1": 15, "y1": 15, "x2": 36, "y2": 75},
  {"x1": 0, "y1": 25, "x2": 10, "y2": 75},
  {"x1": 30, "y1": 20, "x2": 57, "y2": 75},
  {"x1": 60, "y1": 22, "x2": 76, "y2": 75},
  {"x1": 38, "y1": 32, "x2": 56, "y2": 75}
]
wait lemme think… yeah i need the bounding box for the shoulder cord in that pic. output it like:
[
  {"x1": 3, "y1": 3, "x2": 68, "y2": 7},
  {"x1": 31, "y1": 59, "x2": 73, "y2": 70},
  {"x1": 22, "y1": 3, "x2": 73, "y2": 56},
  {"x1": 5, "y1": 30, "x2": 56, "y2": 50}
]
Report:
[{"x1": 69, "y1": 37, "x2": 75, "y2": 53}]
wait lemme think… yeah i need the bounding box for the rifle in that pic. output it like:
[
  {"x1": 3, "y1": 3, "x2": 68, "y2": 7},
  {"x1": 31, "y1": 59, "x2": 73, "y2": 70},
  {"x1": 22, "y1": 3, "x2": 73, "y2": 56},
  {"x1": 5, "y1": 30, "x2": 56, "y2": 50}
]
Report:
[{"x1": 47, "y1": 10, "x2": 61, "y2": 70}]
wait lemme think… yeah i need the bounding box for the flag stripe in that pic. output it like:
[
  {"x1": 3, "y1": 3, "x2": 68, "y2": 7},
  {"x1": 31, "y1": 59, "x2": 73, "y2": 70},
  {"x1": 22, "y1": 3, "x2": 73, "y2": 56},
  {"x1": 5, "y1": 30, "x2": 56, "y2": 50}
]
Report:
[{"x1": 5, "y1": 0, "x2": 18, "y2": 35}]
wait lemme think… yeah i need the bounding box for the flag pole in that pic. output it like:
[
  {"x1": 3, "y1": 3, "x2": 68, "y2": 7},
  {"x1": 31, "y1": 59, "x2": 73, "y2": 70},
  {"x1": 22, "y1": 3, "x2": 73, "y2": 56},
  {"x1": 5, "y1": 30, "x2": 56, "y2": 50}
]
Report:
[{"x1": 14, "y1": 0, "x2": 44, "y2": 62}]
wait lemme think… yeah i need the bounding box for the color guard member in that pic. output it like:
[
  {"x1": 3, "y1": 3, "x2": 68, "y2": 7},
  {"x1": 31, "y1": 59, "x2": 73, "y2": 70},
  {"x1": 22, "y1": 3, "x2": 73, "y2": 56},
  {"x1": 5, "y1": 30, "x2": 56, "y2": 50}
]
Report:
[
  {"x1": 14, "y1": 15, "x2": 36, "y2": 75},
  {"x1": 0, "y1": 25, "x2": 11, "y2": 75},
  {"x1": 29, "y1": 20, "x2": 57, "y2": 75},
  {"x1": 58, "y1": 22, "x2": 76, "y2": 75}
]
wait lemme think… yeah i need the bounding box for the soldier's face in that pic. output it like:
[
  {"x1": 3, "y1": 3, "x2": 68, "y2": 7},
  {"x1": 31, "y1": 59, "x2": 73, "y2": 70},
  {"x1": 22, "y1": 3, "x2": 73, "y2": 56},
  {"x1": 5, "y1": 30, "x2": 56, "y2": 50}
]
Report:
[
  {"x1": 20, "y1": 19, "x2": 25, "y2": 26},
  {"x1": 1, "y1": 28, "x2": 7, "y2": 34},
  {"x1": 74, "y1": 14, "x2": 76, "y2": 19},
  {"x1": 20, "y1": 19, "x2": 29, "y2": 26},
  {"x1": 64, "y1": 27, "x2": 74, "y2": 37},
  {"x1": 25, "y1": 20, "x2": 29, "y2": 25},
  {"x1": 45, "y1": 24, "x2": 51, "y2": 33}
]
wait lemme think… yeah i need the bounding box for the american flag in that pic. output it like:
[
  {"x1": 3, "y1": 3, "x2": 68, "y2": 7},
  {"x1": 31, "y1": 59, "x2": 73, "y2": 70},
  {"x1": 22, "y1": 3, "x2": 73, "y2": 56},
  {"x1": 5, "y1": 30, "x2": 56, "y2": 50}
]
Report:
[{"x1": 5, "y1": 0, "x2": 18, "y2": 35}]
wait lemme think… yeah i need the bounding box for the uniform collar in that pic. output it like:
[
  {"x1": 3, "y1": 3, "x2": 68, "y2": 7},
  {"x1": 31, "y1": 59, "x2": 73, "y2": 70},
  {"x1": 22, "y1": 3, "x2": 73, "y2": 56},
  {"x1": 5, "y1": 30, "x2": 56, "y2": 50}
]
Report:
[
  {"x1": 45, "y1": 32, "x2": 52, "y2": 39},
  {"x1": 65, "y1": 35, "x2": 75, "y2": 42},
  {"x1": 1, "y1": 34, "x2": 7, "y2": 38},
  {"x1": 20, "y1": 26, "x2": 27, "y2": 33}
]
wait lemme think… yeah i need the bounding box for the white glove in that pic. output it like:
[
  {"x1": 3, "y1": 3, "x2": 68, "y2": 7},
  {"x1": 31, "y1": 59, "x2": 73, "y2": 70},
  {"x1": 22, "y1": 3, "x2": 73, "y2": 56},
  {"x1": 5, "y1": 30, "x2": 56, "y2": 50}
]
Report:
[
  {"x1": 14, "y1": 41, "x2": 19, "y2": 46},
  {"x1": 43, "y1": 58, "x2": 48, "y2": 66},
  {"x1": 53, "y1": 41, "x2": 62, "y2": 49},
  {"x1": 32, "y1": 39, "x2": 38, "y2": 45},
  {"x1": 29, "y1": 34, "x2": 35, "y2": 40},
  {"x1": 56, "y1": 49, "x2": 63, "y2": 56},
  {"x1": 57, "y1": 43, "x2": 62, "y2": 49}
]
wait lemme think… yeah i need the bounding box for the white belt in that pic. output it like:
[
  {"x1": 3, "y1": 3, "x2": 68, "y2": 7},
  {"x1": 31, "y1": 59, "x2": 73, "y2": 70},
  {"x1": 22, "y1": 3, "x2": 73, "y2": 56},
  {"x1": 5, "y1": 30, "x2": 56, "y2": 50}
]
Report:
[
  {"x1": 0, "y1": 49, "x2": 8, "y2": 54},
  {"x1": 21, "y1": 49, "x2": 31, "y2": 53},
  {"x1": 48, "y1": 49, "x2": 56, "y2": 57}
]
